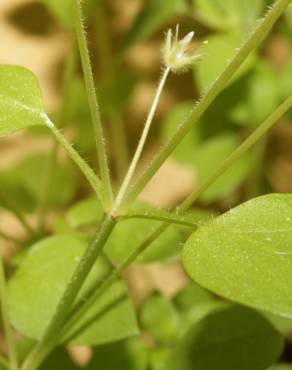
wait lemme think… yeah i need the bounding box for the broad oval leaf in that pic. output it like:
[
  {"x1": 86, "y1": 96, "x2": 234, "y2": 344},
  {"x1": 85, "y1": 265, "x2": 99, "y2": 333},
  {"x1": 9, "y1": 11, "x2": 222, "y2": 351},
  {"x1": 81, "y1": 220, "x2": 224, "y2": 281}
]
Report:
[
  {"x1": 164, "y1": 304, "x2": 284, "y2": 370},
  {"x1": 0, "y1": 65, "x2": 45, "y2": 136},
  {"x1": 183, "y1": 194, "x2": 292, "y2": 317},
  {"x1": 8, "y1": 234, "x2": 138, "y2": 345}
]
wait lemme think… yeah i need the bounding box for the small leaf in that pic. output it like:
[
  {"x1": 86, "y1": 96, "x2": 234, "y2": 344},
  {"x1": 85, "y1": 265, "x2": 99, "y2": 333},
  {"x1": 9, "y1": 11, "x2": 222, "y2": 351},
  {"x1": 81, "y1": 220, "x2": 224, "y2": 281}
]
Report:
[
  {"x1": 173, "y1": 282, "x2": 213, "y2": 313},
  {"x1": 193, "y1": 134, "x2": 251, "y2": 203},
  {"x1": 164, "y1": 305, "x2": 284, "y2": 370},
  {"x1": 0, "y1": 65, "x2": 45, "y2": 136},
  {"x1": 11, "y1": 153, "x2": 77, "y2": 209},
  {"x1": 66, "y1": 197, "x2": 104, "y2": 228},
  {"x1": 149, "y1": 348, "x2": 172, "y2": 370},
  {"x1": 86, "y1": 339, "x2": 148, "y2": 370},
  {"x1": 8, "y1": 234, "x2": 138, "y2": 345},
  {"x1": 140, "y1": 293, "x2": 180, "y2": 344},
  {"x1": 262, "y1": 311, "x2": 292, "y2": 336},
  {"x1": 105, "y1": 216, "x2": 184, "y2": 263},
  {"x1": 195, "y1": 35, "x2": 256, "y2": 92},
  {"x1": 123, "y1": 0, "x2": 186, "y2": 50},
  {"x1": 193, "y1": 0, "x2": 264, "y2": 32},
  {"x1": 161, "y1": 102, "x2": 201, "y2": 165},
  {"x1": 248, "y1": 61, "x2": 281, "y2": 125},
  {"x1": 183, "y1": 194, "x2": 292, "y2": 318}
]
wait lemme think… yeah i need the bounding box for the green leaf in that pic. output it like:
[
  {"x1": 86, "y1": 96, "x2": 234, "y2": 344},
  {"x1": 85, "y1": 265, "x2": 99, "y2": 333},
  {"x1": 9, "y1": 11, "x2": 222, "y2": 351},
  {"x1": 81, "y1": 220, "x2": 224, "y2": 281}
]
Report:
[
  {"x1": 149, "y1": 348, "x2": 172, "y2": 370},
  {"x1": 195, "y1": 35, "x2": 256, "y2": 92},
  {"x1": 269, "y1": 365, "x2": 292, "y2": 370},
  {"x1": 183, "y1": 193, "x2": 292, "y2": 318},
  {"x1": 8, "y1": 234, "x2": 138, "y2": 345},
  {"x1": 105, "y1": 216, "x2": 185, "y2": 263},
  {"x1": 248, "y1": 61, "x2": 281, "y2": 125},
  {"x1": 193, "y1": 0, "x2": 264, "y2": 32},
  {"x1": 85, "y1": 339, "x2": 147, "y2": 370},
  {"x1": 0, "y1": 65, "x2": 45, "y2": 136},
  {"x1": 262, "y1": 311, "x2": 292, "y2": 336},
  {"x1": 173, "y1": 282, "x2": 213, "y2": 313},
  {"x1": 0, "y1": 171, "x2": 35, "y2": 213},
  {"x1": 164, "y1": 304, "x2": 284, "y2": 370},
  {"x1": 139, "y1": 293, "x2": 180, "y2": 344},
  {"x1": 10, "y1": 153, "x2": 77, "y2": 209},
  {"x1": 123, "y1": 0, "x2": 186, "y2": 50},
  {"x1": 66, "y1": 197, "x2": 104, "y2": 228},
  {"x1": 17, "y1": 337, "x2": 79, "y2": 370},
  {"x1": 161, "y1": 102, "x2": 201, "y2": 165},
  {"x1": 194, "y1": 134, "x2": 251, "y2": 203}
]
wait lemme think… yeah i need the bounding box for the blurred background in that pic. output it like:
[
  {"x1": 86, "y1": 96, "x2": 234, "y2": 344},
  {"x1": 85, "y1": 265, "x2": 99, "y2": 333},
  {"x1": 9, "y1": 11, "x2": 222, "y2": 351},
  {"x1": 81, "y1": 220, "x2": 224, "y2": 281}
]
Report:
[{"x1": 0, "y1": 0, "x2": 291, "y2": 365}]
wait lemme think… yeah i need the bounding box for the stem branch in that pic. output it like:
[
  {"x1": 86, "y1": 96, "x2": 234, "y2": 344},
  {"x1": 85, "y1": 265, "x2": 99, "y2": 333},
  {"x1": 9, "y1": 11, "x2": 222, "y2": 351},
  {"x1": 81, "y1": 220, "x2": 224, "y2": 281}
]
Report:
[
  {"x1": 114, "y1": 67, "x2": 170, "y2": 212},
  {"x1": 122, "y1": 0, "x2": 291, "y2": 210},
  {"x1": 74, "y1": 0, "x2": 113, "y2": 208},
  {"x1": 20, "y1": 214, "x2": 116, "y2": 370},
  {"x1": 61, "y1": 95, "x2": 292, "y2": 338},
  {"x1": 44, "y1": 117, "x2": 102, "y2": 203}
]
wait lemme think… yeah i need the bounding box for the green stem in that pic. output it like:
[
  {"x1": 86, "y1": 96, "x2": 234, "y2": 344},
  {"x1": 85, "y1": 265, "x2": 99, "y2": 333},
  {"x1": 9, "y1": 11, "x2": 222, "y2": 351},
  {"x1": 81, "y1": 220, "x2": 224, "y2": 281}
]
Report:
[
  {"x1": 37, "y1": 142, "x2": 58, "y2": 232},
  {"x1": 179, "y1": 95, "x2": 292, "y2": 211},
  {"x1": 0, "y1": 258, "x2": 18, "y2": 370},
  {"x1": 74, "y1": 0, "x2": 113, "y2": 209},
  {"x1": 121, "y1": 0, "x2": 291, "y2": 211},
  {"x1": 118, "y1": 211, "x2": 196, "y2": 227},
  {"x1": 60, "y1": 223, "x2": 166, "y2": 340},
  {"x1": 20, "y1": 214, "x2": 116, "y2": 370},
  {"x1": 38, "y1": 46, "x2": 77, "y2": 231},
  {"x1": 43, "y1": 116, "x2": 102, "y2": 204},
  {"x1": 95, "y1": 2, "x2": 129, "y2": 180},
  {"x1": 245, "y1": 135, "x2": 267, "y2": 199},
  {"x1": 113, "y1": 67, "x2": 170, "y2": 212},
  {"x1": 109, "y1": 112, "x2": 130, "y2": 182},
  {"x1": 60, "y1": 95, "x2": 292, "y2": 337}
]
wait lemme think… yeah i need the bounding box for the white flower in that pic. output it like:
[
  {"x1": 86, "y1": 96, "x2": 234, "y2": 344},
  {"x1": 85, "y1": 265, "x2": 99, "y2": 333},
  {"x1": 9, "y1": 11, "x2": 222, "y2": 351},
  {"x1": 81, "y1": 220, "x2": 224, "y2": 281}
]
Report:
[{"x1": 163, "y1": 25, "x2": 202, "y2": 73}]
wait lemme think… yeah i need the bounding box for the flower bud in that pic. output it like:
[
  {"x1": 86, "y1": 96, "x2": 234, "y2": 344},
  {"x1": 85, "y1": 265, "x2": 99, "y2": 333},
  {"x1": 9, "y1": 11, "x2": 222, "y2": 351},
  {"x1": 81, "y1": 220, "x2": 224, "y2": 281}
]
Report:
[{"x1": 162, "y1": 25, "x2": 202, "y2": 73}]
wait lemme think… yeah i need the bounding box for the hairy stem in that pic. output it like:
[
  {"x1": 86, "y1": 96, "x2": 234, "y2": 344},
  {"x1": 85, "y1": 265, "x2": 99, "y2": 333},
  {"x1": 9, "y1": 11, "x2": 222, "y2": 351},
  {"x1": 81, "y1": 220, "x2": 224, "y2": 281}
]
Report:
[
  {"x1": 0, "y1": 258, "x2": 18, "y2": 370},
  {"x1": 60, "y1": 95, "x2": 292, "y2": 338},
  {"x1": 118, "y1": 211, "x2": 196, "y2": 227},
  {"x1": 74, "y1": 0, "x2": 113, "y2": 209},
  {"x1": 20, "y1": 214, "x2": 116, "y2": 370},
  {"x1": 179, "y1": 95, "x2": 292, "y2": 211},
  {"x1": 113, "y1": 67, "x2": 170, "y2": 212},
  {"x1": 38, "y1": 47, "x2": 77, "y2": 231},
  {"x1": 95, "y1": 1, "x2": 129, "y2": 180},
  {"x1": 121, "y1": 0, "x2": 291, "y2": 211},
  {"x1": 44, "y1": 117, "x2": 102, "y2": 203}
]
